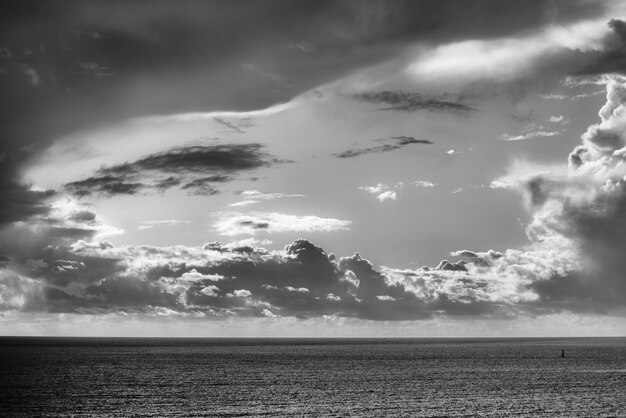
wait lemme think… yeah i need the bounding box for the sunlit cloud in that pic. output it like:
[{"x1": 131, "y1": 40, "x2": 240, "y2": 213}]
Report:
[
  {"x1": 413, "y1": 180, "x2": 436, "y2": 188},
  {"x1": 500, "y1": 130, "x2": 561, "y2": 142},
  {"x1": 134, "y1": 101, "x2": 295, "y2": 124},
  {"x1": 229, "y1": 190, "x2": 305, "y2": 207},
  {"x1": 407, "y1": 19, "x2": 611, "y2": 83},
  {"x1": 359, "y1": 183, "x2": 402, "y2": 202},
  {"x1": 214, "y1": 212, "x2": 352, "y2": 236}
]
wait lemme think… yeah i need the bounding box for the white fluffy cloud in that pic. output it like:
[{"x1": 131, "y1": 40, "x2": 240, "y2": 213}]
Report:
[
  {"x1": 485, "y1": 77, "x2": 626, "y2": 312},
  {"x1": 359, "y1": 183, "x2": 405, "y2": 202},
  {"x1": 214, "y1": 212, "x2": 351, "y2": 236},
  {"x1": 376, "y1": 191, "x2": 397, "y2": 202}
]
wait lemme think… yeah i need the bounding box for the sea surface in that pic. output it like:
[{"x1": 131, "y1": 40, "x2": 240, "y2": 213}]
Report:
[{"x1": 0, "y1": 337, "x2": 624, "y2": 417}]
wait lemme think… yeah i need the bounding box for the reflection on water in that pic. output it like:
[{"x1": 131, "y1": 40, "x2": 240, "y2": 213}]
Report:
[{"x1": 1, "y1": 337, "x2": 624, "y2": 417}]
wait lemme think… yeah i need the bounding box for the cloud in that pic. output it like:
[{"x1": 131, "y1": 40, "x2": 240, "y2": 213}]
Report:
[
  {"x1": 500, "y1": 123, "x2": 562, "y2": 141},
  {"x1": 360, "y1": 180, "x2": 434, "y2": 201},
  {"x1": 335, "y1": 136, "x2": 432, "y2": 159},
  {"x1": 0, "y1": 183, "x2": 56, "y2": 224},
  {"x1": 229, "y1": 190, "x2": 305, "y2": 207},
  {"x1": 65, "y1": 176, "x2": 144, "y2": 196},
  {"x1": 0, "y1": 213, "x2": 620, "y2": 320},
  {"x1": 489, "y1": 181, "x2": 509, "y2": 190},
  {"x1": 214, "y1": 212, "x2": 352, "y2": 236},
  {"x1": 352, "y1": 91, "x2": 476, "y2": 114},
  {"x1": 376, "y1": 191, "x2": 397, "y2": 202},
  {"x1": 540, "y1": 94, "x2": 569, "y2": 100},
  {"x1": 230, "y1": 289, "x2": 252, "y2": 298},
  {"x1": 65, "y1": 144, "x2": 286, "y2": 196},
  {"x1": 180, "y1": 175, "x2": 233, "y2": 195},
  {"x1": 548, "y1": 115, "x2": 569, "y2": 124},
  {"x1": 501, "y1": 130, "x2": 561, "y2": 142},
  {"x1": 359, "y1": 183, "x2": 403, "y2": 202},
  {"x1": 0, "y1": 269, "x2": 45, "y2": 311},
  {"x1": 3, "y1": 0, "x2": 626, "y2": 326},
  {"x1": 0, "y1": 1, "x2": 612, "y2": 227},
  {"x1": 228, "y1": 200, "x2": 259, "y2": 208},
  {"x1": 576, "y1": 19, "x2": 626, "y2": 76},
  {"x1": 0, "y1": 196, "x2": 125, "y2": 302},
  {"x1": 213, "y1": 117, "x2": 246, "y2": 134},
  {"x1": 285, "y1": 286, "x2": 309, "y2": 293},
  {"x1": 382, "y1": 241, "x2": 579, "y2": 317},
  {"x1": 358, "y1": 184, "x2": 386, "y2": 194},
  {"x1": 101, "y1": 144, "x2": 275, "y2": 173},
  {"x1": 136, "y1": 102, "x2": 293, "y2": 124},
  {"x1": 406, "y1": 17, "x2": 613, "y2": 85},
  {"x1": 413, "y1": 181, "x2": 436, "y2": 188},
  {"x1": 203, "y1": 238, "x2": 273, "y2": 254},
  {"x1": 20, "y1": 64, "x2": 41, "y2": 86},
  {"x1": 0, "y1": 150, "x2": 58, "y2": 227},
  {"x1": 486, "y1": 76, "x2": 626, "y2": 313},
  {"x1": 137, "y1": 220, "x2": 191, "y2": 231}
]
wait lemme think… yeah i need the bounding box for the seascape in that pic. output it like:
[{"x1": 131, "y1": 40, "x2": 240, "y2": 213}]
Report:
[
  {"x1": 3, "y1": 2, "x2": 626, "y2": 416},
  {"x1": 1, "y1": 337, "x2": 624, "y2": 417}
]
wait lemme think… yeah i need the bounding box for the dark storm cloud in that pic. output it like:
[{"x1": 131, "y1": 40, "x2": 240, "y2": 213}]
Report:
[
  {"x1": 335, "y1": 136, "x2": 433, "y2": 159},
  {"x1": 0, "y1": 0, "x2": 604, "y2": 155},
  {"x1": 65, "y1": 144, "x2": 283, "y2": 196},
  {"x1": 524, "y1": 186, "x2": 626, "y2": 312},
  {"x1": 0, "y1": 222, "x2": 95, "y2": 266},
  {"x1": 526, "y1": 272, "x2": 613, "y2": 314},
  {"x1": 352, "y1": 91, "x2": 477, "y2": 114},
  {"x1": 576, "y1": 19, "x2": 626, "y2": 76},
  {"x1": 0, "y1": 153, "x2": 56, "y2": 224},
  {"x1": 0, "y1": 182, "x2": 55, "y2": 223}
]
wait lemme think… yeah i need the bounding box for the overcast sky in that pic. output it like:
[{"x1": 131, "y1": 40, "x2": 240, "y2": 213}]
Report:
[{"x1": 1, "y1": 0, "x2": 626, "y2": 336}]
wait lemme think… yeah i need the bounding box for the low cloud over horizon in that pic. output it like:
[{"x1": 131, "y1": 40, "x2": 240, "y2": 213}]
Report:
[{"x1": 0, "y1": 234, "x2": 604, "y2": 321}]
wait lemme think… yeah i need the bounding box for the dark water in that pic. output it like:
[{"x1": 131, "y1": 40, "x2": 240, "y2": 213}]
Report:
[{"x1": 0, "y1": 337, "x2": 624, "y2": 417}]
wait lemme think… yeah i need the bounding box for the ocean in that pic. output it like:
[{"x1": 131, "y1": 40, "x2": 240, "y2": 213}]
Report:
[{"x1": 0, "y1": 337, "x2": 624, "y2": 417}]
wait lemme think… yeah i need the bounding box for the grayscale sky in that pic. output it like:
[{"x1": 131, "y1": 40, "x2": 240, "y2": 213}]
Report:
[{"x1": 1, "y1": 0, "x2": 626, "y2": 336}]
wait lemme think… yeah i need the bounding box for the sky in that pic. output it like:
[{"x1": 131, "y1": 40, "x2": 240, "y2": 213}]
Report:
[{"x1": 1, "y1": 0, "x2": 626, "y2": 337}]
